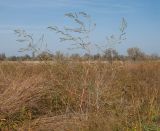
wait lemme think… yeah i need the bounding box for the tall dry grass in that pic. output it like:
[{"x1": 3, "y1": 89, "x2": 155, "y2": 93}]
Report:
[{"x1": 0, "y1": 61, "x2": 160, "y2": 130}]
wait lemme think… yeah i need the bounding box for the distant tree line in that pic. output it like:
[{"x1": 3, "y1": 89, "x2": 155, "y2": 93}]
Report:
[{"x1": 0, "y1": 47, "x2": 159, "y2": 62}]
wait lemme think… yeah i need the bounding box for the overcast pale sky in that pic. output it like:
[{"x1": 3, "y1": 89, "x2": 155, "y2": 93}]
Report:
[{"x1": 0, "y1": 0, "x2": 160, "y2": 56}]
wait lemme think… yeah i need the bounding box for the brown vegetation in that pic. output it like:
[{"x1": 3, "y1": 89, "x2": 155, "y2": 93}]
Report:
[{"x1": 0, "y1": 61, "x2": 160, "y2": 130}]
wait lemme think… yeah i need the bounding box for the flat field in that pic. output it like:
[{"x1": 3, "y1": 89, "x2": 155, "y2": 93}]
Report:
[{"x1": 0, "y1": 61, "x2": 160, "y2": 130}]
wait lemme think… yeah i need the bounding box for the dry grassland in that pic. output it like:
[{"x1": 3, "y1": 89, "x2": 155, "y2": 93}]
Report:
[{"x1": 0, "y1": 61, "x2": 160, "y2": 130}]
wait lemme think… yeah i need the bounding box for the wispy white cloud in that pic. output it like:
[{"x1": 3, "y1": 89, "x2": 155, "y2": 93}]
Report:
[
  {"x1": 61, "y1": 0, "x2": 135, "y2": 15},
  {"x1": 0, "y1": 0, "x2": 71, "y2": 9},
  {"x1": 0, "y1": 0, "x2": 137, "y2": 13},
  {"x1": 69, "y1": 0, "x2": 137, "y2": 15},
  {"x1": 0, "y1": 24, "x2": 47, "y2": 34}
]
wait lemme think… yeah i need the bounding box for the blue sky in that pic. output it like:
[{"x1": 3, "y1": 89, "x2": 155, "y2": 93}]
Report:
[{"x1": 0, "y1": 0, "x2": 160, "y2": 56}]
